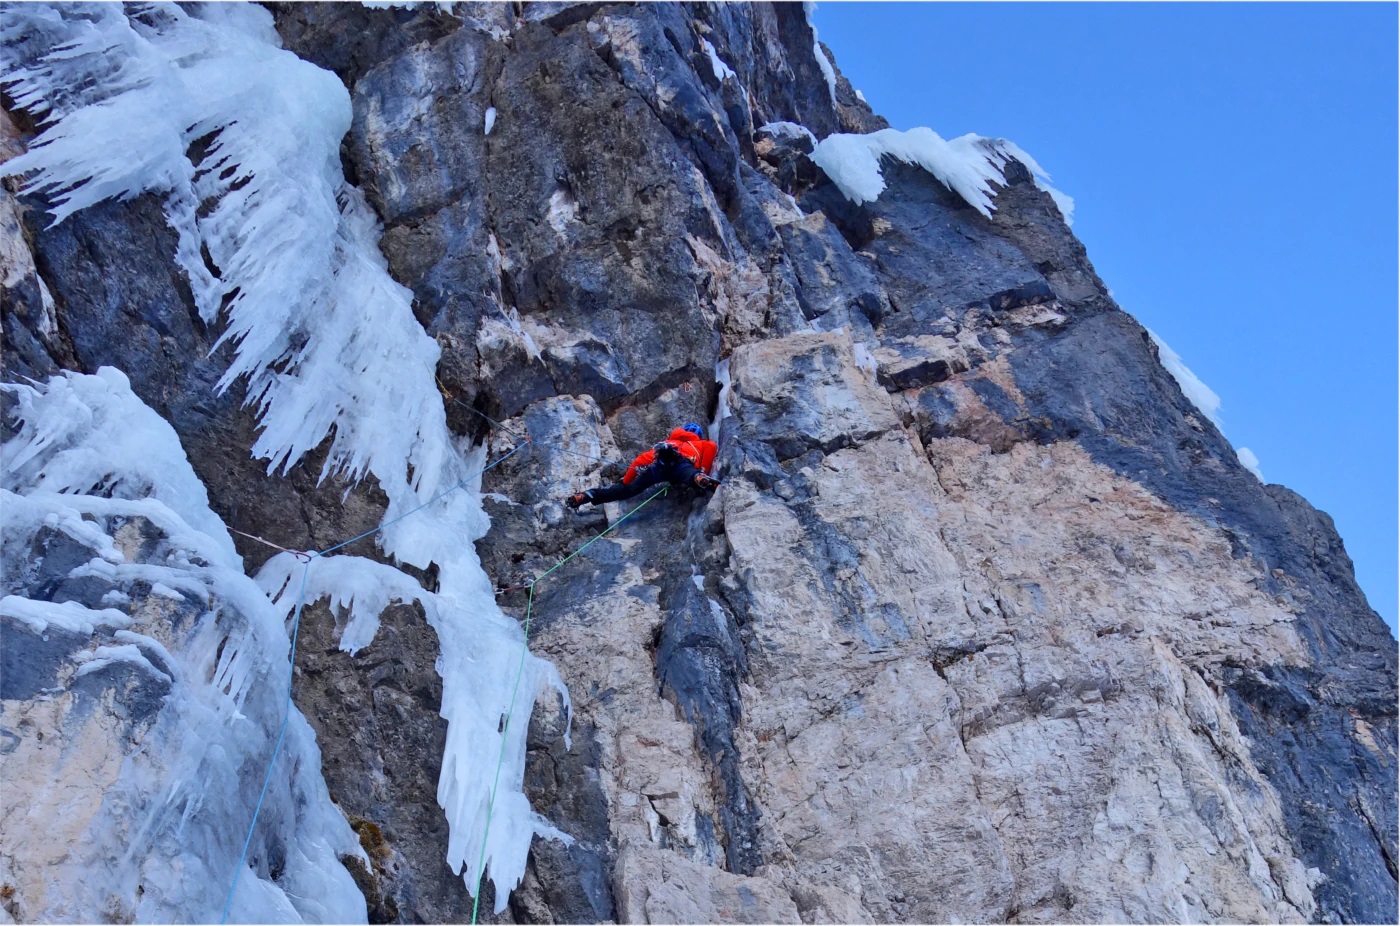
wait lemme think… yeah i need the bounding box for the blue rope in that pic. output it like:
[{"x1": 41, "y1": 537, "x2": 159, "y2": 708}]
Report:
[
  {"x1": 539, "y1": 442, "x2": 619, "y2": 467},
  {"x1": 320, "y1": 442, "x2": 528, "y2": 556},
  {"x1": 219, "y1": 442, "x2": 527, "y2": 923},
  {"x1": 221, "y1": 559, "x2": 310, "y2": 924}
]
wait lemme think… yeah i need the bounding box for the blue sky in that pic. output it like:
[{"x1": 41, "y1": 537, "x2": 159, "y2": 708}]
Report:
[{"x1": 814, "y1": 2, "x2": 1398, "y2": 633}]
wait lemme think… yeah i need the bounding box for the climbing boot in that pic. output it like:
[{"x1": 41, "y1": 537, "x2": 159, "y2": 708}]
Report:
[
  {"x1": 693, "y1": 473, "x2": 720, "y2": 492},
  {"x1": 565, "y1": 491, "x2": 589, "y2": 510}
]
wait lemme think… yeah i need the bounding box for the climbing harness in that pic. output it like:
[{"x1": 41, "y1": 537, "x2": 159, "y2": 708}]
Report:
[
  {"x1": 469, "y1": 483, "x2": 671, "y2": 924},
  {"x1": 219, "y1": 442, "x2": 526, "y2": 924}
]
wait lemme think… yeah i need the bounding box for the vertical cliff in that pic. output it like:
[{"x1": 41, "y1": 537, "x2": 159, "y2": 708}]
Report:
[{"x1": 2, "y1": 2, "x2": 1394, "y2": 924}]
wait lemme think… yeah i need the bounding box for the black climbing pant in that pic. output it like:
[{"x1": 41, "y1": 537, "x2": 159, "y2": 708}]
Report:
[{"x1": 586, "y1": 458, "x2": 702, "y2": 505}]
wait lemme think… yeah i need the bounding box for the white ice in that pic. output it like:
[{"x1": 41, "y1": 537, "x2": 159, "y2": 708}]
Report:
[
  {"x1": 1147, "y1": 329, "x2": 1223, "y2": 429},
  {"x1": 548, "y1": 187, "x2": 580, "y2": 233},
  {"x1": 1236, "y1": 447, "x2": 1264, "y2": 482},
  {"x1": 708, "y1": 357, "x2": 734, "y2": 465},
  {"x1": 257, "y1": 551, "x2": 436, "y2": 657},
  {"x1": 1, "y1": 595, "x2": 132, "y2": 636},
  {"x1": 3, "y1": 2, "x2": 569, "y2": 913},
  {"x1": 853, "y1": 341, "x2": 879, "y2": 378},
  {"x1": 74, "y1": 643, "x2": 174, "y2": 685},
  {"x1": 759, "y1": 121, "x2": 818, "y2": 149},
  {"x1": 1, "y1": 366, "x2": 237, "y2": 562},
  {"x1": 1147, "y1": 329, "x2": 1263, "y2": 480},
  {"x1": 502, "y1": 306, "x2": 543, "y2": 362},
  {"x1": 812, "y1": 127, "x2": 1004, "y2": 214},
  {"x1": 803, "y1": 2, "x2": 838, "y2": 104},
  {"x1": 701, "y1": 37, "x2": 737, "y2": 82},
  {"x1": 2, "y1": 369, "x2": 366, "y2": 924},
  {"x1": 811, "y1": 128, "x2": 1074, "y2": 225}
]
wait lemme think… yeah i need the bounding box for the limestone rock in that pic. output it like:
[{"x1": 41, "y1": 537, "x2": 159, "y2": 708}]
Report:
[
  {"x1": 730, "y1": 330, "x2": 902, "y2": 462},
  {"x1": 3, "y1": 2, "x2": 1393, "y2": 924},
  {"x1": 613, "y1": 845, "x2": 800, "y2": 924}
]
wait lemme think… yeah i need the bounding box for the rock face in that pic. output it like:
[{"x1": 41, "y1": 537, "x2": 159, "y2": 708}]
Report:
[
  {"x1": 3, "y1": 3, "x2": 1395, "y2": 924},
  {"x1": 0, "y1": 367, "x2": 369, "y2": 924}
]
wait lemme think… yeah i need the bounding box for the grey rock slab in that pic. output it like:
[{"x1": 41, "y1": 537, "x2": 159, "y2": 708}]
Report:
[
  {"x1": 270, "y1": 2, "x2": 468, "y2": 90},
  {"x1": 801, "y1": 160, "x2": 1053, "y2": 340},
  {"x1": 349, "y1": 26, "x2": 495, "y2": 225},
  {"x1": 729, "y1": 329, "x2": 902, "y2": 462}
]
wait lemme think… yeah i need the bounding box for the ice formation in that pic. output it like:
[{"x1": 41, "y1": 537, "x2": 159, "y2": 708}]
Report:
[
  {"x1": 852, "y1": 341, "x2": 879, "y2": 378},
  {"x1": 504, "y1": 306, "x2": 544, "y2": 362},
  {"x1": 2, "y1": 366, "x2": 238, "y2": 559},
  {"x1": 708, "y1": 358, "x2": 734, "y2": 465},
  {"x1": 1147, "y1": 329, "x2": 1263, "y2": 480},
  {"x1": 1, "y1": 369, "x2": 367, "y2": 924},
  {"x1": 701, "y1": 37, "x2": 737, "y2": 82},
  {"x1": 1236, "y1": 447, "x2": 1265, "y2": 482},
  {"x1": 759, "y1": 120, "x2": 819, "y2": 149},
  {"x1": 1147, "y1": 329, "x2": 1223, "y2": 429},
  {"x1": 803, "y1": 2, "x2": 838, "y2": 103},
  {"x1": 810, "y1": 127, "x2": 1074, "y2": 225},
  {"x1": 2, "y1": 1, "x2": 565, "y2": 913}
]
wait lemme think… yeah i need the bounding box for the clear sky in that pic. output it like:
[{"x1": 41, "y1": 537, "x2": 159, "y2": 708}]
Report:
[{"x1": 814, "y1": 2, "x2": 1398, "y2": 633}]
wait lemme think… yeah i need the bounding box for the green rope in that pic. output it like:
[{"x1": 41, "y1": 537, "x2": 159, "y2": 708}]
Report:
[{"x1": 469, "y1": 483, "x2": 670, "y2": 923}]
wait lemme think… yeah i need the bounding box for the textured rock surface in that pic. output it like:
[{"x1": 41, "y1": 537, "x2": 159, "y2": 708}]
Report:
[
  {"x1": 4, "y1": 2, "x2": 1394, "y2": 924},
  {"x1": 0, "y1": 491, "x2": 364, "y2": 924}
]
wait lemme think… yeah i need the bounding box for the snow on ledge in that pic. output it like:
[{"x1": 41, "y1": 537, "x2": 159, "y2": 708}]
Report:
[
  {"x1": 810, "y1": 128, "x2": 1074, "y2": 225},
  {"x1": 803, "y1": 2, "x2": 838, "y2": 104},
  {"x1": 700, "y1": 37, "x2": 736, "y2": 82},
  {"x1": 1147, "y1": 328, "x2": 1264, "y2": 482},
  {"x1": 760, "y1": 121, "x2": 818, "y2": 149}
]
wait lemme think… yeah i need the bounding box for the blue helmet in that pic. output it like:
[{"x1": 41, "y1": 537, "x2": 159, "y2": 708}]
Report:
[{"x1": 683, "y1": 422, "x2": 705, "y2": 438}]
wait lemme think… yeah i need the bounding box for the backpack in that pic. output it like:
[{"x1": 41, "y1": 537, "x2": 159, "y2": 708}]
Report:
[{"x1": 653, "y1": 441, "x2": 685, "y2": 465}]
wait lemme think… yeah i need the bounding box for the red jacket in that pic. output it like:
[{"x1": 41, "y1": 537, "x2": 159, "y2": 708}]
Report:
[{"x1": 623, "y1": 429, "x2": 718, "y2": 483}]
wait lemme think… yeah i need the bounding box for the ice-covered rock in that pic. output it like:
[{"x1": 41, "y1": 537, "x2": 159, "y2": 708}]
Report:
[
  {"x1": 3, "y1": 2, "x2": 1393, "y2": 924},
  {"x1": 0, "y1": 369, "x2": 367, "y2": 924}
]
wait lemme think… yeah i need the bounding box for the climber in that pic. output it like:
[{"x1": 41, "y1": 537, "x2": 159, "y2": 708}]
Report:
[{"x1": 566, "y1": 423, "x2": 719, "y2": 508}]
